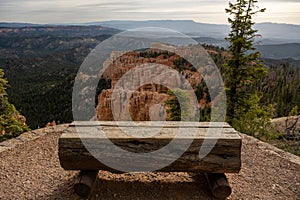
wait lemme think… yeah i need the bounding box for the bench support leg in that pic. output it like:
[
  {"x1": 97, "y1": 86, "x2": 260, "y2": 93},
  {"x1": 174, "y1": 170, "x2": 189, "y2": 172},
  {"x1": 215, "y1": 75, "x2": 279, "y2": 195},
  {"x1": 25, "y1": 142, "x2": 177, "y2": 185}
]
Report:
[
  {"x1": 74, "y1": 170, "x2": 99, "y2": 197},
  {"x1": 204, "y1": 173, "x2": 232, "y2": 199}
]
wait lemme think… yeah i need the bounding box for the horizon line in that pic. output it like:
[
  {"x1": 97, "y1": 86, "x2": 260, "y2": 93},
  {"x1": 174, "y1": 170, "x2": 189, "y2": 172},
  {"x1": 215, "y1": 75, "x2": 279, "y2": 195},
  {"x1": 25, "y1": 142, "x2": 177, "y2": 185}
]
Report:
[{"x1": 1, "y1": 20, "x2": 300, "y2": 26}]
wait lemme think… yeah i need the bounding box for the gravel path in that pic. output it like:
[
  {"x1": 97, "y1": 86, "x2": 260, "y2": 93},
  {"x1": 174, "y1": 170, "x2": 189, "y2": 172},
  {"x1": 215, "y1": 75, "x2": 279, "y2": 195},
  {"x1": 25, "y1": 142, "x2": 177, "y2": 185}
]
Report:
[{"x1": 0, "y1": 125, "x2": 299, "y2": 200}]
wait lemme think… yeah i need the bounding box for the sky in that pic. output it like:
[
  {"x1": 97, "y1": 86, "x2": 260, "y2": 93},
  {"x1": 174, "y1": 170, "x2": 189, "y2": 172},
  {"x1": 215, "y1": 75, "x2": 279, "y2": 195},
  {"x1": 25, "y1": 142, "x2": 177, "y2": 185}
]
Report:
[{"x1": 0, "y1": 0, "x2": 299, "y2": 25}]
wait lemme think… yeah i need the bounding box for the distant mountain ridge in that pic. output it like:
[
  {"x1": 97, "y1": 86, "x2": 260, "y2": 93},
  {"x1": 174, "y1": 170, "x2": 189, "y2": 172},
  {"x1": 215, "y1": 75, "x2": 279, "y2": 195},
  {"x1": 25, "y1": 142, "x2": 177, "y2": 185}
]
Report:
[
  {"x1": 1, "y1": 21, "x2": 299, "y2": 60},
  {"x1": 0, "y1": 25, "x2": 119, "y2": 37},
  {"x1": 84, "y1": 20, "x2": 300, "y2": 44},
  {"x1": 0, "y1": 22, "x2": 44, "y2": 28},
  {"x1": 256, "y1": 43, "x2": 300, "y2": 60},
  {"x1": 1, "y1": 20, "x2": 299, "y2": 43}
]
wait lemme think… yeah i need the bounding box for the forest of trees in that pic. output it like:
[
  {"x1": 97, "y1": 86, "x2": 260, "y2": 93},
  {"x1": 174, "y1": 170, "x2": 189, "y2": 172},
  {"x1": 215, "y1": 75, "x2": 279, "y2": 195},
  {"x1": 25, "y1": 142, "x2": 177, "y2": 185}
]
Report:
[
  {"x1": 1, "y1": 40, "x2": 300, "y2": 140},
  {"x1": 1, "y1": 40, "x2": 299, "y2": 136}
]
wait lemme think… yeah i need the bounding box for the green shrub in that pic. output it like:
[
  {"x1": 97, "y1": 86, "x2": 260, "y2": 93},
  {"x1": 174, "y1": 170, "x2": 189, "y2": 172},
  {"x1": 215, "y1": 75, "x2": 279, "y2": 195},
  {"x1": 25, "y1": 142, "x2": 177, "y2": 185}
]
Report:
[
  {"x1": 0, "y1": 69, "x2": 30, "y2": 142},
  {"x1": 232, "y1": 93, "x2": 280, "y2": 141}
]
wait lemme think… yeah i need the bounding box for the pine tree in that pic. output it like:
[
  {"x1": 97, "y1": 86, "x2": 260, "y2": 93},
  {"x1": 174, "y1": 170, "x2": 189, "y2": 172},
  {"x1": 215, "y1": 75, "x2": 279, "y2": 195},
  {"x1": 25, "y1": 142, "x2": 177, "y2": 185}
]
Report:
[
  {"x1": 0, "y1": 69, "x2": 29, "y2": 142},
  {"x1": 165, "y1": 89, "x2": 195, "y2": 121},
  {"x1": 224, "y1": 0, "x2": 267, "y2": 123}
]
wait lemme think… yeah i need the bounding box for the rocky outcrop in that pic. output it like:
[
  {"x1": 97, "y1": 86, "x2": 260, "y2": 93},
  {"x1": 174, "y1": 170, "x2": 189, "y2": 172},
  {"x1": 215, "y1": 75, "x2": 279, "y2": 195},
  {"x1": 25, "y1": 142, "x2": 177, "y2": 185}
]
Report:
[
  {"x1": 97, "y1": 88, "x2": 170, "y2": 121},
  {"x1": 96, "y1": 49, "x2": 206, "y2": 121}
]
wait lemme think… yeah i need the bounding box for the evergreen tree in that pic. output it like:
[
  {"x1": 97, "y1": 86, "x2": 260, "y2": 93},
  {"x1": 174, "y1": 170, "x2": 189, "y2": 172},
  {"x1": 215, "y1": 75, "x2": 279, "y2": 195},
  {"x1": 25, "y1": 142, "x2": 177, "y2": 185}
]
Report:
[
  {"x1": 0, "y1": 69, "x2": 29, "y2": 142},
  {"x1": 224, "y1": 0, "x2": 267, "y2": 123},
  {"x1": 165, "y1": 89, "x2": 195, "y2": 121}
]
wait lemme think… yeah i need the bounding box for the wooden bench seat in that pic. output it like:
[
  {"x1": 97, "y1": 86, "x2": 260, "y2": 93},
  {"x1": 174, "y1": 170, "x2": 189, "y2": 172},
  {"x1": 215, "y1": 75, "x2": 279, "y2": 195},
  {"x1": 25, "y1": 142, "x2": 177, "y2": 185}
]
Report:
[{"x1": 58, "y1": 121, "x2": 242, "y2": 199}]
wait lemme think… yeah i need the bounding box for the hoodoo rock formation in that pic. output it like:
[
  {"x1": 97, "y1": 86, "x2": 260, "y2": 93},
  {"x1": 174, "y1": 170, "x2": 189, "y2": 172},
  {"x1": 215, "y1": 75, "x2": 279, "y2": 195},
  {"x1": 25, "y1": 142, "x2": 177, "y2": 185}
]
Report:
[{"x1": 96, "y1": 49, "x2": 207, "y2": 121}]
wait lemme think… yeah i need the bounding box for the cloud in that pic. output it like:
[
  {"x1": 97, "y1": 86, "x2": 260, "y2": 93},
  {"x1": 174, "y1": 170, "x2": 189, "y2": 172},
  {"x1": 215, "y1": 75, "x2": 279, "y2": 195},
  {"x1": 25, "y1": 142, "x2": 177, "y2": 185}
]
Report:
[{"x1": 0, "y1": 0, "x2": 299, "y2": 25}]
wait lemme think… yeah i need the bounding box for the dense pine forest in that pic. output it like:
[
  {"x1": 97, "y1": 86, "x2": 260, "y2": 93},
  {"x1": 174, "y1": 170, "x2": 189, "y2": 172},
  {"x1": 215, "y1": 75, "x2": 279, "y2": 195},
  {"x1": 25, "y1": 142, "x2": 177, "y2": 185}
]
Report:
[
  {"x1": 0, "y1": 33, "x2": 111, "y2": 128},
  {"x1": 255, "y1": 61, "x2": 300, "y2": 117}
]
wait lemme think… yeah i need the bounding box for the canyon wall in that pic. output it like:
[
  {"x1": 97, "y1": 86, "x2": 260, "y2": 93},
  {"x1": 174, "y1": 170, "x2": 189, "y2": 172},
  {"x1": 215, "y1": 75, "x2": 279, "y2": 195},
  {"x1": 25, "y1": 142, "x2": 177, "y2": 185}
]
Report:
[{"x1": 96, "y1": 49, "x2": 204, "y2": 121}]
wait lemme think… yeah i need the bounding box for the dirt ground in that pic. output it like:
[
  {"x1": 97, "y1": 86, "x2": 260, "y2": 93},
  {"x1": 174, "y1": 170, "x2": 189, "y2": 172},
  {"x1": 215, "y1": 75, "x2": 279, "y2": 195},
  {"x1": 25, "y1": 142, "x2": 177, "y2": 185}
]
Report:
[{"x1": 0, "y1": 125, "x2": 299, "y2": 200}]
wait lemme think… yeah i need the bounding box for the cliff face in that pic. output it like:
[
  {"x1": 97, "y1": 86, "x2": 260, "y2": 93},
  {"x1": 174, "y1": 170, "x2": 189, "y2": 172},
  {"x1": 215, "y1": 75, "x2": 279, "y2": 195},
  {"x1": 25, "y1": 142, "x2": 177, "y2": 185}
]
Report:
[
  {"x1": 96, "y1": 49, "x2": 204, "y2": 121},
  {"x1": 97, "y1": 88, "x2": 169, "y2": 121}
]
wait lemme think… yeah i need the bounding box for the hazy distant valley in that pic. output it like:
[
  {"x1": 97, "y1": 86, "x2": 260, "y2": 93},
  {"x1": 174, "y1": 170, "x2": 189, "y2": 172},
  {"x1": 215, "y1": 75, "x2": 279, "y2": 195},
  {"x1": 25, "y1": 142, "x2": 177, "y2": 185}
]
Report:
[
  {"x1": 1, "y1": 20, "x2": 300, "y2": 59},
  {"x1": 0, "y1": 21, "x2": 299, "y2": 128}
]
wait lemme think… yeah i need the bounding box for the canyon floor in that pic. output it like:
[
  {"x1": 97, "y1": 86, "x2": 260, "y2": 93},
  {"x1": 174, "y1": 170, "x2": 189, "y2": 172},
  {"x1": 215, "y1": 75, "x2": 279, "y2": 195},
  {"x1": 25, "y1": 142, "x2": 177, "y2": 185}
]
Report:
[{"x1": 0, "y1": 124, "x2": 299, "y2": 200}]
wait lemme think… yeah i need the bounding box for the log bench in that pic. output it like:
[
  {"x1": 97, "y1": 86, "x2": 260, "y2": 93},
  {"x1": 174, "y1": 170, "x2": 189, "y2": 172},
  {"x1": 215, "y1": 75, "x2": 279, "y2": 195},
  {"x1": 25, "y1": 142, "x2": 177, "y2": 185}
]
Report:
[{"x1": 58, "y1": 121, "x2": 241, "y2": 199}]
